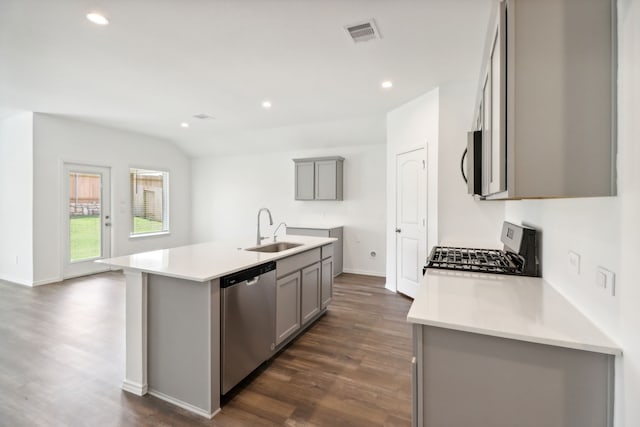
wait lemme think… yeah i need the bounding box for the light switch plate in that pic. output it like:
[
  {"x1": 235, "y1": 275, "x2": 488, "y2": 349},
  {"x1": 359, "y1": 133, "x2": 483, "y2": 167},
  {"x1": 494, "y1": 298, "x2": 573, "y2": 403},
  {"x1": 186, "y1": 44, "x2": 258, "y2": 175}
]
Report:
[
  {"x1": 568, "y1": 251, "x2": 581, "y2": 276},
  {"x1": 596, "y1": 267, "x2": 615, "y2": 296}
]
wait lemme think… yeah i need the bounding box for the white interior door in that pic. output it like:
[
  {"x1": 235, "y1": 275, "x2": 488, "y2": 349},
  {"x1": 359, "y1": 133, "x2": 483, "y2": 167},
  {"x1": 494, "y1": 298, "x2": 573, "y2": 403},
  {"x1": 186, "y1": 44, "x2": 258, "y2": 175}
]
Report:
[
  {"x1": 63, "y1": 163, "x2": 111, "y2": 278},
  {"x1": 396, "y1": 149, "x2": 427, "y2": 299}
]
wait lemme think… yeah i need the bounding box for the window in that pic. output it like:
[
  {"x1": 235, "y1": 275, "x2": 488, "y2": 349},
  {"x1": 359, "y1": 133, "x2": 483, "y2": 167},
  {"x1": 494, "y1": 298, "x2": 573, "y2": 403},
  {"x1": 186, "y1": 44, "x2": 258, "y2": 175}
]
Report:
[{"x1": 130, "y1": 168, "x2": 169, "y2": 236}]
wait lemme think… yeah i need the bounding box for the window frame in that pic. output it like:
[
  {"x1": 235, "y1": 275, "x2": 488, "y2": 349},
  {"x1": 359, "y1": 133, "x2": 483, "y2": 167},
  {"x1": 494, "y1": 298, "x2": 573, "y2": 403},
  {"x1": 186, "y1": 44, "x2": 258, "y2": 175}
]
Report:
[{"x1": 129, "y1": 167, "x2": 170, "y2": 238}]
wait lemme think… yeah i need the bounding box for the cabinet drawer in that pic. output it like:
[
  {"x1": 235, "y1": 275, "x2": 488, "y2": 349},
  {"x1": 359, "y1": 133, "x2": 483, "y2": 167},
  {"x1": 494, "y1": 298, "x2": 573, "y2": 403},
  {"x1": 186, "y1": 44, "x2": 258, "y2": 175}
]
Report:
[
  {"x1": 321, "y1": 244, "x2": 334, "y2": 260},
  {"x1": 276, "y1": 248, "x2": 321, "y2": 278}
]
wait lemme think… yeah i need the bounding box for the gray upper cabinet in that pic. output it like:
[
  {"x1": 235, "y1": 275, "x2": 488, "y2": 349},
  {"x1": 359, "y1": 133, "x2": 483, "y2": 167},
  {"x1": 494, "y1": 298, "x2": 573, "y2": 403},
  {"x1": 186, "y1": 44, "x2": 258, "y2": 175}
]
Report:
[
  {"x1": 475, "y1": 0, "x2": 616, "y2": 200},
  {"x1": 293, "y1": 156, "x2": 344, "y2": 201},
  {"x1": 294, "y1": 161, "x2": 315, "y2": 200}
]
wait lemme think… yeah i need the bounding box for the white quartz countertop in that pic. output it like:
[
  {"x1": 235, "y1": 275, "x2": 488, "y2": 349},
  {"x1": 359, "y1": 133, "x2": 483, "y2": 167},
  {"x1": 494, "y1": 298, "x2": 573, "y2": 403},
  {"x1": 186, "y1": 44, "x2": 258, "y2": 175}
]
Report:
[
  {"x1": 97, "y1": 235, "x2": 336, "y2": 282},
  {"x1": 407, "y1": 269, "x2": 621, "y2": 356}
]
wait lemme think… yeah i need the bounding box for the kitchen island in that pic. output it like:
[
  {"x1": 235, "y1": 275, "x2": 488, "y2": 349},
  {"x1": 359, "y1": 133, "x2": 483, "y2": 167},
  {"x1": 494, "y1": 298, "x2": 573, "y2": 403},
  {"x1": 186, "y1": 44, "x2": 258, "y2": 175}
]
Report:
[
  {"x1": 98, "y1": 235, "x2": 336, "y2": 418},
  {"x1": 408, "y1": 269, "x2": 621, "y2": 427}
]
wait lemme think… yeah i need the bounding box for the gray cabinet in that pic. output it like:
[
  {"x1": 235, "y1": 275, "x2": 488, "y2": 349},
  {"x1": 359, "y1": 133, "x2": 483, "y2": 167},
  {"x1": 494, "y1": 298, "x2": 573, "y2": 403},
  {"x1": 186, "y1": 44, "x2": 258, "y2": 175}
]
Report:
[
  {"x1": 294, "y1": 161, "x2": 315, "y2": 200},
  {"x1": 475, "y1": 0, "x2": 615, "y2": 199},
  {"x1": 275, "y1": 245, "x2": 333, "y2": 349},
  {"x1": 286, "y1": 226, "x2": 343, "y2": 276},
  {"x1": 412, "y1": 325, "x2": 615, "y2": 427},
  {"x1": 480, "y1": 2, "x2": 506, "y2": 197},
  {"x1": 301, "y1": 262, "x2": 321, "y2": 325},
  {"x1": 321, "y1": 257, "x2": 333, "y2": 309},
  {"x1": 275, "y1": 272, "x2": 301, "y2": 346},
  {"x1": 293, "y1": 156, "x2": 344, "y2": 201}
]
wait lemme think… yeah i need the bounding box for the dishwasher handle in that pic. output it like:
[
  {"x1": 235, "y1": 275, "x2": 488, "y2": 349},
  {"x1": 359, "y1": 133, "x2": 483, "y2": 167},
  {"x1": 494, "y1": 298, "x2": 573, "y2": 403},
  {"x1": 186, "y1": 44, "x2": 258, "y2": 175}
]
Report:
[{"x1": 220, "y1": 261, "x2": 276, "y2": 288}]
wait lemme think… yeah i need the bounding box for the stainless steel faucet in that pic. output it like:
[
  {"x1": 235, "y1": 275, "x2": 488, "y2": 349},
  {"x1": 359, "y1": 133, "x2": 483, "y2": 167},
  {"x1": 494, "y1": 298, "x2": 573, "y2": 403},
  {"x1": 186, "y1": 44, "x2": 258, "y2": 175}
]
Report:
[
  {"x1": 273, "y1": 222, "x2": 287, "y2": 242},
  {"x1": 256, "y1": 208, "x2": 273, "y2": 245}
]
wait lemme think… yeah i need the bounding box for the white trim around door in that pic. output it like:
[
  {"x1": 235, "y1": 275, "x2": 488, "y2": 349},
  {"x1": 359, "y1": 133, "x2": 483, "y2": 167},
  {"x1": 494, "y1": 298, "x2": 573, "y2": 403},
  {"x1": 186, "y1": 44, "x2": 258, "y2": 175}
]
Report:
[
  {"x1": 395, "y1": 148, "x2": 427, "y2": 299},
  {"x1": 62, "y1": 163, "x2": 112, "y2": 279}
]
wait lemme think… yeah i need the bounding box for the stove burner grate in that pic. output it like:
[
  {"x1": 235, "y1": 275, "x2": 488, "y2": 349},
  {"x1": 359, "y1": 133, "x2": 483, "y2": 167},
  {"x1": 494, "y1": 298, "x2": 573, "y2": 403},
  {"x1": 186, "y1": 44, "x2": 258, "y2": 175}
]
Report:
[{"x1": 426, "y1": 246, "x2": 526, "y2": 275}]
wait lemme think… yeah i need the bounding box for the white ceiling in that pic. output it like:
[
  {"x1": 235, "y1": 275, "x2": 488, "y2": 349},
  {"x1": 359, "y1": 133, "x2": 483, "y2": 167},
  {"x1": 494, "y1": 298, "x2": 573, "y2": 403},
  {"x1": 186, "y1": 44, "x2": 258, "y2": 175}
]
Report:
[{"x1": 0, "y1": 0, "x2": 492, "y2": 157}]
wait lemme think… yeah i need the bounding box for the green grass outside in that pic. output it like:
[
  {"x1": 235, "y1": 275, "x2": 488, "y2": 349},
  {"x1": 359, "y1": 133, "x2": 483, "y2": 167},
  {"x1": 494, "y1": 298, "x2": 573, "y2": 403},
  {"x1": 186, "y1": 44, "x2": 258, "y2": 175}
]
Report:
[
  {"x1": 70, "y1": 215, "x2": 164, "y2": 261},
  {"x1": 133, "y1": 216, "x2": 164, "y2": 234},
  {"x1": 70, "y1": 215, "x2": 101, "y2": 261}
]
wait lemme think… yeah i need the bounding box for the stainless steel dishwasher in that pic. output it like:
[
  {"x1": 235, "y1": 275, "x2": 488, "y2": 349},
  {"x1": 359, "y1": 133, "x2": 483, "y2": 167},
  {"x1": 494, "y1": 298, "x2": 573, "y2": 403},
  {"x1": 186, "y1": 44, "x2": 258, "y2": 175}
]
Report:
[{"x1": 220, "y1": 261, "x2": 276, "y2": 395}]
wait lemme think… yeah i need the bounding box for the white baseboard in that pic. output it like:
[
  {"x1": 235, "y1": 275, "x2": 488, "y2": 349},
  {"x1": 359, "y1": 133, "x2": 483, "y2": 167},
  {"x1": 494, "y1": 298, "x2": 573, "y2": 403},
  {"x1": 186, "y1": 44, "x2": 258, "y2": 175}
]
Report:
[
  {"x1": 63, "y1": 267, "x2": 111, "y2": 281},
  {"x1": 122, "y1": 379, "x2": 148, "y2": 396},
  {"x1": 0, "y1": 275, "x2": 33, "y2": 287},
  {"x1": 1, "y1": 272, "x2": 114, "y2": 287},
  {"x1": 384, "y1": 282, "x2": 397, "y2": 293},
  {"x1": 148, "y1": 388, "x2": 218, "y2": 419},
  {"x1": 32, "y1": 276, "x2": 63, "y2": 286},
  {"x1": 341, "y1": 268, "x2": 386, "y2": 278}
]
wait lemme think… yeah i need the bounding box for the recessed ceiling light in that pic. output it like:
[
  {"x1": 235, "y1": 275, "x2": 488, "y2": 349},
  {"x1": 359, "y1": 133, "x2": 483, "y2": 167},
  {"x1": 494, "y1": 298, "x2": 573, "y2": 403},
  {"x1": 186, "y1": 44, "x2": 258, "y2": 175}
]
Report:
[
  {"x1": 86, "y1": 12, "x2": 109, "y2": 26},
  {"x1": 381, "y1": 80, "x2": 393, "y2": 89},
  {"x1": 262, "y1": 101, "x2": 272, "y2": 109},
  {"x1": 180, "y1": 122, "x2": 189, "y2": 128}
]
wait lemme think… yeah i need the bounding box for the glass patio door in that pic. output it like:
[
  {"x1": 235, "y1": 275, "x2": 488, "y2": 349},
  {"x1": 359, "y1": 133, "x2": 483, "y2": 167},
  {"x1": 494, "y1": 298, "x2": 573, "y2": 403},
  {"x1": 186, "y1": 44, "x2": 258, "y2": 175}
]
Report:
[{"x1": 63, "y1": 163, "x2": 111, "y2": 278}]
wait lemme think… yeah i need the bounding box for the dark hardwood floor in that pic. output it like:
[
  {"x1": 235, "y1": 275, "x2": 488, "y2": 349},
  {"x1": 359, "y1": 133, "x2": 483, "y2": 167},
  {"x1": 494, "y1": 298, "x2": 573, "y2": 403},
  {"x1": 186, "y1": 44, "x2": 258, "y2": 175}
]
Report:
[{"x1": 0, "y1": 272, "x2": 413, "y2": 426}]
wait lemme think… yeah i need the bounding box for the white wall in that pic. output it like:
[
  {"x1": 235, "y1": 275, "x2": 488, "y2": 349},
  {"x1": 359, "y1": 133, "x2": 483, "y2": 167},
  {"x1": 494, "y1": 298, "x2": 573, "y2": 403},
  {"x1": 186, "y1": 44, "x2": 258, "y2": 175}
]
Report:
[
  {"x1": 385, "y1": 84, "x2": 505, "y2": 291},
  {"x1": 0, "y1": 112, "x2": 33, "y2": 285},
  {"x1": 438, "y1": 81, "x2": 505, "y2": 247},
  {"x1": 191, "y1": 144, "x2": 387, "y2": 276},
  {"x1": 386, "y1": 88, "x2": 439, "y2": 291},
  {"x1": 505, "y1": 1, "x2": 639, "y2": 424},
  {"x1": 32, "y1": 114, "x2": 191, "y2": 285}
]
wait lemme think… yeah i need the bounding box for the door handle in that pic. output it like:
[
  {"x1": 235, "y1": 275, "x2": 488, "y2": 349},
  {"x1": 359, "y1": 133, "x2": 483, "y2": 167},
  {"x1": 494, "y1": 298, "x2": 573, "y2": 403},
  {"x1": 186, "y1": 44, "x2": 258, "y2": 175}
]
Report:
[{"x1": 395, "y1": 228, "x2": 401, "y2": 233}]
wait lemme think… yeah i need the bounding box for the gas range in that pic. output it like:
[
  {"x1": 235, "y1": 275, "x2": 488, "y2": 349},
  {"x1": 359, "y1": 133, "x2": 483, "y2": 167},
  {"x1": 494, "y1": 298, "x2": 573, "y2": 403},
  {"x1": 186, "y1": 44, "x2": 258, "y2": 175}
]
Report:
[{"x1": 424, "y1": 222, "x2": 540, "y2": 277}]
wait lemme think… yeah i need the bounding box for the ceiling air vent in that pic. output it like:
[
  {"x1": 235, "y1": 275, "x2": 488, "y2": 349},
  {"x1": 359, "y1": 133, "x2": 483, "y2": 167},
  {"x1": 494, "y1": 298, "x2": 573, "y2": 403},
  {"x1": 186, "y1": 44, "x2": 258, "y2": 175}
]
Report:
[
  {"x1": 193, "y1": 113, "x2": 215, "y2": 120},
  {"x1": 345, "y1": 19, "x2": 381, "y2": 43}
]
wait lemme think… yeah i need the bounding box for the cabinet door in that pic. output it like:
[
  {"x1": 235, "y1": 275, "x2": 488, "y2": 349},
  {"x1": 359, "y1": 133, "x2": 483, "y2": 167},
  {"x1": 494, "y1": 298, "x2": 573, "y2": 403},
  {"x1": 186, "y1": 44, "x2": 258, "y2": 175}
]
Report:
[
  {"x1": 321, "y1": 257, "x2": 333, "y2": 309},
  {"x1": 301, "y1": 262, "x2": 321, "y2": 325},
  {"x1": 276, "y1": 272, "x2": 301, "y2": 345},
  {"x1": 482, "y1": 73, "x2": 491, "y2": 197},
  {"x1": 314, "y1": 160, "x2": 337, "y2": 200},
  {"x1": 488, "y1": 3, "x2": 506, "y2": 194},
  {"x1": 295, "y1": 161, "x2": 315, "y2": 200}
]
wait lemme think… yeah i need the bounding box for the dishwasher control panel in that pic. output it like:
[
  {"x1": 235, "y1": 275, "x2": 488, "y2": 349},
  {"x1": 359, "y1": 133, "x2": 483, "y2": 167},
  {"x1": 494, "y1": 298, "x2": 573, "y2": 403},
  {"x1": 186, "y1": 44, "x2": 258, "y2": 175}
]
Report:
[{"x1": 220, "y1": 261, "x2": 276, "y2": 287}]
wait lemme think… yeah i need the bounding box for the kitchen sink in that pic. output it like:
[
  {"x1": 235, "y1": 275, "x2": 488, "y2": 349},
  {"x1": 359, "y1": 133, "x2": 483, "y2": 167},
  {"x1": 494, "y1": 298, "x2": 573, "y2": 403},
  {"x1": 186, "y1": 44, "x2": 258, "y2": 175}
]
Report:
[{"x1": 244, "y1": 242, "x2": 303, "y2": 253}]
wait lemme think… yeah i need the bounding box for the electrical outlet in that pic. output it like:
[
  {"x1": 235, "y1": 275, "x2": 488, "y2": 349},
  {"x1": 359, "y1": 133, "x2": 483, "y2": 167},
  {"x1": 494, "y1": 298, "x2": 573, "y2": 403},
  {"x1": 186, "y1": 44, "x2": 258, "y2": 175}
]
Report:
[
  {"x1": 596, "y1": 267, "x2": 615, "y2": 296},
  {"x1": 568, "y1": 251, "x2": 581, "y2": 275}
]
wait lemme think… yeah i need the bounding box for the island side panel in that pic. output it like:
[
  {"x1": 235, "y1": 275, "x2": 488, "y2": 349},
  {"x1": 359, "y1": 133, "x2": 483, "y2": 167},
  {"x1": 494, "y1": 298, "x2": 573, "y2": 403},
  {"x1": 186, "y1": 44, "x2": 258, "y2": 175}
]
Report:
[
  {"x1": 418, "y1": 325, "x2": 614, "y2": 427},
  {"x1": 210, "y1": 278, "x2": 220, "y2": 416},
  {"x1": 147, "y1": 274, "x2": 215, "y2": 417},
  {"x1": 122, "y1": 271, "x2": 148, "y2": 395}
]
